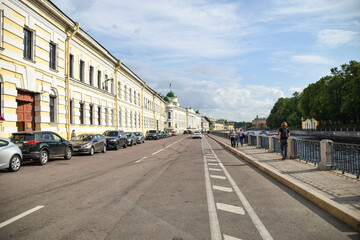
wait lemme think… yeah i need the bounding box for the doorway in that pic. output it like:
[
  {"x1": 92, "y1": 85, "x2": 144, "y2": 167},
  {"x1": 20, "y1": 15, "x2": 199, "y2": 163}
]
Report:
[{"x1": 16, "y1": 90, "x2": 35, "y2": 131}]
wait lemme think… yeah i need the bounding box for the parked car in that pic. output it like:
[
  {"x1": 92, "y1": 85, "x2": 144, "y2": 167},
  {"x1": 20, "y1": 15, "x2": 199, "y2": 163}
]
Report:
[
  {"x1": 159, "y1": 131, "x2": 167, "y2": 139},
  {"x1": 133, "y1": 132, "x2": 145, "y2": 144},
  {"x1": 146, "y1": 130, "x2": 160, "y2": 140},
  {"x1": 0, "y1": 137, "x2": 22, "y2": 172},
  {"x1": 103, "y1": 130, "x2": 127, "y2": 150},
  {"x1": 10, "y1": 131, "x2": 72, "y2": 165},
  {"x1": 183, "y1": 130, "x2": 189, "y2": 134},
  {"x1": 193, "y1": 130, "x2": 202, "y2": 139},
  {"x1": 71, "y1": 134, "x2": 106, "y2": 155},
  {"x1": 125, "y1": 132, "x2": 137, "y2": 146},
  {"x1": 172, "y1": 131, "x2": 177, "y2": 136}
]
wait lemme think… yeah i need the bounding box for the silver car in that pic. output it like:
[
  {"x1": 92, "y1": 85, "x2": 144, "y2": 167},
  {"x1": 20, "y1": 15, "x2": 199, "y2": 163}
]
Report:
[
  {"x1": 0, "y1": 137, "x2": 22, "y2": 172},
  {"x1": 71, "y1": 134, "x2": 106, "y2": 155}
]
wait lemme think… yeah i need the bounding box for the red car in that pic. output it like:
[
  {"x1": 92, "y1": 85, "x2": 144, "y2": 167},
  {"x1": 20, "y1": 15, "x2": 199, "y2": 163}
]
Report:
[{"x1": 172, "y1": 131, "x2": 177, "y2": 136}]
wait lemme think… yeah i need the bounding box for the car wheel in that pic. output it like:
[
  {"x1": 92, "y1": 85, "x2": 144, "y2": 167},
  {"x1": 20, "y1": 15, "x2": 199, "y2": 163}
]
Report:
[
  {"x1": 102, "y1": 145, "x2": 106, "y2": 153},
  {"x1": 64, "y1": 147, "x2": 72, "y2": 160},
  {"x1": 130, "y1": 140, "x2": 133, "y2": 146},
  {"x1": 142, "y1": 139, "x2": 145, "y2": 143},
  {"x1": 123, "y1": 142, "x2": 127, "y2": 148},
  {"x1": 134, "y1": 140, "x2": 137, "y2": 145},
  {"x1": 90, "y1": 147, "x2": 95, "y2": 156},
  {"x1": 9, "y1": 155, "x2": 21, "y2": 172},
  {"x1": 115, "y1": 142, "x2": 119, "y2": 150},
  {"x1": 39, "y1": 150, "x2": 49, "y2": 165}
]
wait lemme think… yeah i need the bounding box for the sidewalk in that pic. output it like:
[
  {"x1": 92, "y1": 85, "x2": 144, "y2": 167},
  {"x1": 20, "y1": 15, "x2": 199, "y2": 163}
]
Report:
[{"x1": 208, "y1": 134, "x2": 360, "y2": 231}]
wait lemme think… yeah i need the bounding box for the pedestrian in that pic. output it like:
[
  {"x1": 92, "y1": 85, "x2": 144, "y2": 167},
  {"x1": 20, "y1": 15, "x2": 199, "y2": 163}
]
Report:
[
  {"x1": 71, "y1": 129, "x2": 76, "y2": 141},
  {"x1": 235, "y1": 129, "x2": 239, "y2": 147},
  {"x1": 278, "y1": 122, "x2": 290, "y2": 160},
  {"x1": 229, "y1": 129, "x2": 236, "y2": 147},
  {"x1": 238, "y1": 128, "x2": 245, "y2": 146}
]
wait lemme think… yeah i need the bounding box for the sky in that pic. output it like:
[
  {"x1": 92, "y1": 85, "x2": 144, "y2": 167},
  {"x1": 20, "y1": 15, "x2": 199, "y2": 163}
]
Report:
[{"x1": 51, "y1": 0, "x2": 360, "y2": 122}]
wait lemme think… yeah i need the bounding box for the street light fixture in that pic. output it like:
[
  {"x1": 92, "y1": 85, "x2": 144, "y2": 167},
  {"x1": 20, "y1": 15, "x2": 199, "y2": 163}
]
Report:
[{"x1": 102, "y1": 78, "x2": 113, "y2": 91}]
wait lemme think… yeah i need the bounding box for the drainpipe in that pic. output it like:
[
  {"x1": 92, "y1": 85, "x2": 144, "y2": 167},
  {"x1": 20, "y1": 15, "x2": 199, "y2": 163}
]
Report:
[
  {"x1": 114, "y1": 60, "x2": 121, "y2": 130},
  {"x1": 65, "y1": 22, "x2": 80, "y2": 140}
]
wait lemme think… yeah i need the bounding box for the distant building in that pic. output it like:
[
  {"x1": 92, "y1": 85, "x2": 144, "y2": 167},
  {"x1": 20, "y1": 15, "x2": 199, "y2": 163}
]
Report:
[
  {"x1": 164, "y1": 91, "x2": 201, "y2": 132},
  {"x1": 252, "y1": 115, "x2": 267, "y2": 128},
  {"x1": 302, "y1": 118, "x2": 318, "y2": 130}
]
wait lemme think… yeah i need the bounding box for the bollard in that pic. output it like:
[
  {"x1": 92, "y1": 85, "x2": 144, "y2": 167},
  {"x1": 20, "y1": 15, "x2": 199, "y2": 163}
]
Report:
[
  {"x1": 318, "y1": 139, "x2": 333, "y2": 170},
  {"x1": 268, "y1": 136, "x2": 274, "y2": 152},
  {"x1": 287, "y1": 137, "x2": 296, "y2": 159},
  {"x1": 256, "y1": 135, "x2": 261, "y2": 148},
  {"x1": 248, "y1": 134, "x2": 253, "y2": 146}
]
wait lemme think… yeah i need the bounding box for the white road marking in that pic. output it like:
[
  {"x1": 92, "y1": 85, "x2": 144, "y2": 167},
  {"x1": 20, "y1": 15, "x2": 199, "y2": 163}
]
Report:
[
  {"x1": 202, "y1": 142, "x2": 222, "y2": 240},
  {"x1": 224, "y1": 234, "x2": 242, "y2": 240},
  {"x1": 208, "y1": 163, "x2": 219, "y2": 166},
  {"x1": 152, "y1": 148, "x2": 164, "y2": 155},
  {"x1": 0, "y1": 206, "x2": 44, "y2": 229},
  {"x1": 165, "y1": 143, "x2": 173, "y2": 148},
  {"x1": 207, "y1": 159, "x2": 218, "y2": 162},
  {"x1": 206, "y1": 139, "x2": 274, "y2": 240},
  {"x1": 210, "y1": 175, "x2": 226, "y2": 180},
  {"x1": 216, "y1": 203, "x2": 245, "y2": 215},
  {"x1": 209, "y1": 168, "x2": 222, "y2": 171},
  {"x1": 213, "y1": 185, "x2": 233, "y2": 192},
  {"x1": 135, "y1": 156, "x2": 148, "y2": 163}
]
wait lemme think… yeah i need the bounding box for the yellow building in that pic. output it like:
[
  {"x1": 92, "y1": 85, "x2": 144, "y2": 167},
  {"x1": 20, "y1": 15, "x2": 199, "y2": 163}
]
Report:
[
  {"x1": 302, "y1": 118, "x2": 318, "y2": 130},
  {"x1": 0, "y1": 0, "x2": 165, "y2": 139}
]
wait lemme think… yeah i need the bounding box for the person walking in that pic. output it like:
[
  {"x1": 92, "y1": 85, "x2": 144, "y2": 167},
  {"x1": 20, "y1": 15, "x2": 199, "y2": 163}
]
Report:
[
  {"x1": 238, "y1": 128, "x2": 245, "y2": 146},
  {"x1": 235, "y1": 129, "x2": 239, "y2": 147},
  {"x1": 278, "y1": 122, "x2": 290, "y2": 160},
  {"x1": 229, "y1": 129, "x2": 236, "y2": 147},
  {"x1": 71, "y1": 129, "x2": 76, "y2": 141}
]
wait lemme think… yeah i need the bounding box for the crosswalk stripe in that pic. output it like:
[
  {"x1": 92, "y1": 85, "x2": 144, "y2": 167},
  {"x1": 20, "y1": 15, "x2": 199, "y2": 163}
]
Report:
[
  {"x1": 208, "y1": 163, "x2": 218, "y2": 166},
  {"x1": 209, "y1": 168, "x2": 222, "y2": 171},
  {"x1": 223, "y1": 234, "x2": 242, "y2": 240}
]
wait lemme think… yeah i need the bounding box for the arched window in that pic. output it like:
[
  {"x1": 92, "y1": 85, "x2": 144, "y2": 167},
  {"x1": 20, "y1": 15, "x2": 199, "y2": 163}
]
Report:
[{"x1": 49, "y1": 88, "x2": 58, "y2": 123}]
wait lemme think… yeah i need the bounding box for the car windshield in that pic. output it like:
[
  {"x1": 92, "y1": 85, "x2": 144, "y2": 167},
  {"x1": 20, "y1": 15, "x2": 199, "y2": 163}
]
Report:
[
  {"x1": 134, "y1": 132, "x2": 140, "y2": 136},
  {"x1": 76, "y1": 134, "x2": 93, "y2": 141},
  {"x1": 10, "y1": 134, "x2": 34, "y2": 142},
  {"x1": 149, "y1": 130, "x2": 157, "y2": 133},
  {"x1": 104, "y1": 131, "x2": 118, "y2": 136},
  {"x1": 194, "y1": 131, "x2": 200, "y2": 133},
  {"x1": 125, "y1": 133, "x2": 131, "y2": 136}
]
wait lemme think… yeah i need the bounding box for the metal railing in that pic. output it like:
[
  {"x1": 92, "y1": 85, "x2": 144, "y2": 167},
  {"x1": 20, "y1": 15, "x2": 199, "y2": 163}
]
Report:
[
  {"x1": 331, "y1": 142, "x2": 360, "y2": 178},
  {"x1": 260, "y1": 136, "x2": 269, "y2": 150},
  {"x1": 294, "y1": 139, "x2": 321, "y2": 164}
]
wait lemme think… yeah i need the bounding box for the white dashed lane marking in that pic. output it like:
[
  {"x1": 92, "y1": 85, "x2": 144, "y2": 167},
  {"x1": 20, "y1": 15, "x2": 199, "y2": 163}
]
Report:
[
  {"x1": 152, "y1": 148, "x2": 164, "y2": 155},
  {"x1": 135, "y1": 157, "x2": 147, "y2": 163},
  {"x1": 210, "y1": 175, "x2": 226, "y2": 180},
  {"x1": 216, "y1": 203, "x2": 245, "y2": 215},
  {"x1": 224, "y1": 234, "x2": 242, "y2": 240},
  {"x1": 0, "y1": 206, "x2": 44, "y2": 229},
  {"x1": 213, "y1": 185, "x2": 233, "y2": 192}
]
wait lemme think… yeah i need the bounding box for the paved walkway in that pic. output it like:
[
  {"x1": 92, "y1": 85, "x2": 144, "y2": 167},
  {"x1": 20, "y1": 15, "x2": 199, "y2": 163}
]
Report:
[{"x1": 208, "y1": 134, "x2": 360, "y2": 231}]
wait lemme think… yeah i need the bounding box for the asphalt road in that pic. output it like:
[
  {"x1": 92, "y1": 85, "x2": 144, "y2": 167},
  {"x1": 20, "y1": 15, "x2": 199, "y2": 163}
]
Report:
[{"x1": 0, "y1": 135, "x2": 358, "y2": 240}]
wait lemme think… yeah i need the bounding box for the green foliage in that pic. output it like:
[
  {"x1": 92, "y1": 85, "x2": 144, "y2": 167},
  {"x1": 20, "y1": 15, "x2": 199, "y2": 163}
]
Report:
[
  {"x1": 267, "y1": 93, "x2": 302, "y2": 129},
  {"x1": 298, "y1": 60, "x2": 360, "y2": 124}
]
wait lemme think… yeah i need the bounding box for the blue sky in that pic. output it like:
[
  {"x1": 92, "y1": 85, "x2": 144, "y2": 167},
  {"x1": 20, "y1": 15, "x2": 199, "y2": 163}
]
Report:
[{"x1": 52, "y1": 0, "x2": 360, "y2": 122}]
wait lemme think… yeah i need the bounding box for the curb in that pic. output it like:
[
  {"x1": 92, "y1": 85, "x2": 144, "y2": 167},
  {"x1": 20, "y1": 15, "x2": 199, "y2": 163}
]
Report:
[{"x1": 209, "y1": 135, "x2": 360, "y2": 231}]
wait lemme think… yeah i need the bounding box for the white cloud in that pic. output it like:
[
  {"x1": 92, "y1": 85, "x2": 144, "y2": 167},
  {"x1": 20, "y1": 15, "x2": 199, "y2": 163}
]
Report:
[
  {"x1": 317, "y1": 29, "x2": 359, "y2": 48},
  {"x1": 291, "y1": 54, "x2": 334, "y2": 65}
]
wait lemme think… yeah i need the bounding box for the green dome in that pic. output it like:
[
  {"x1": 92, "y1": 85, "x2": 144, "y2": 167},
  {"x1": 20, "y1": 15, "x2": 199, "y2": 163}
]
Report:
[
  {"x1": 164, "y1": 96, "x2": 170, "y2": 102},
  {"x1": 166, "y1": 91, "x2": 177, "y2": 98}
]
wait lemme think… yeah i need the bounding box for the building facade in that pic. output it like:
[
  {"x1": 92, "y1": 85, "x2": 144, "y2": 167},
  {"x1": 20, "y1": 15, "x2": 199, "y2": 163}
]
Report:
[
  {"x1": 302, "y1": 118, "x2": 318, "y2": 130},
  {"x1": 0, "y1": 0, "x2": 165, "y2": 139},
  {"x1": 164, "y1": 91, "x2": 202, "y2": 133}
]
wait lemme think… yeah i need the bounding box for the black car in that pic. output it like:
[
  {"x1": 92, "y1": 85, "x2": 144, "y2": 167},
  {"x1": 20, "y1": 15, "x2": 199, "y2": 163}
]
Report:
[
  {"x1": 133, "y1": 132, "x2": 145, "y2": 144},
  {"x1": 103, "y1": 130, "x2": 127, "y2": 150},
  {"x1": 10, "y1": 131, "x2": 72, "y2": 165},
  {"x1": 71, "y1": 134, "x2": 107, "y2": 155},
  {"x1": 146, "y1": 130, "x2": 159, "y2": 140}
]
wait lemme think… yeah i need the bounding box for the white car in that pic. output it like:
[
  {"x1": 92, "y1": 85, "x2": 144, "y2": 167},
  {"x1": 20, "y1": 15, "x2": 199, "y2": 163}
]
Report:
[
  {"x1": 0, "y1": 137, "x2": 22, "y2": 172},
  {"x1": 193, "y1": 130, "x2": 202, "y2": 139}
]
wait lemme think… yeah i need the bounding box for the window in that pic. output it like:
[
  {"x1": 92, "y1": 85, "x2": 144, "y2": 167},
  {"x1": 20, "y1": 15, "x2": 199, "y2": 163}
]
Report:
[
  {"x1": 23, "y1": 28, "x2": 33, "y2": 60},
  {"x1": 134, "y1": 113, "x2": 137, "y2": 127},
  {"x1": 97, "y1": 106, "x2": 101, "y2": 125},
  {"x1": 111, "y1": 109, "x2": 114, "y2": 126},
  {"x1": 125, "y1": 86, "x2": 127, "y2": 100},
  {"x1": 168, "y1": 112, "x2": 171, "y2": 119},
  {"x1": 138, "y1": 93, "x2": 140, "y2": 106},
  {"x1": 79, "y1": 102, "x2": 84, "y2": 124},
  {"x1": 69, "y1": 54, "x2": 74, "y2": 78},
  {"x1": 119, "y1": 110, "x2": 122, "y2": 127},
  {"x1": 0, "y1": 81, "x2": 3, "y2": 119},
  {"x1": 105, "y1": 108, "x2": 108, "y2": 125},
  {"x1": 130, "y1": 88, "x2": 132, "y2": 103},
  {"x1": 134, "y1": 91, "x2": 136, "y2": 105},
  {"x1": 104, "y1": 74, "x2": 108, "y2": 91},
  {"x1": 89, "y1": 66, "x2": 94, "y2": 86},
  {"x1": 89, "y1": 105, "x2": 93, "y2": 125},
  {"x1": 111, "y1": 78, "x2": 114, "y2": 93},
  {"x1": 79, "y1": 60, "x2": 85, "y2": 82},
  {"x1": 118, "y1": 81, "x2": 121, "y2": 96},
  {"x1": 98, "y1": 70, "x2": 101, "y2": 89},
  {"x1": 70, "y1": 100, "x2": 73, "y2": 124},
  {"x1": 49, "y1": 95, "x2": 55, "y2": 123},
  {"x1": 0, "y1": 10, "x2": 3, "y2": 49},
  {"x1": 49, "y1": 42, "x2": 56, "y2": 70}
]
